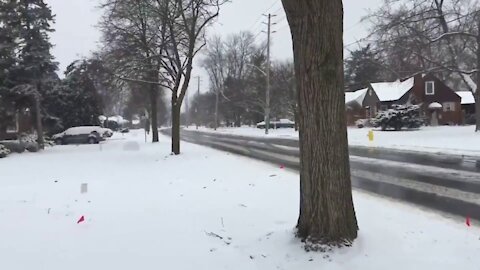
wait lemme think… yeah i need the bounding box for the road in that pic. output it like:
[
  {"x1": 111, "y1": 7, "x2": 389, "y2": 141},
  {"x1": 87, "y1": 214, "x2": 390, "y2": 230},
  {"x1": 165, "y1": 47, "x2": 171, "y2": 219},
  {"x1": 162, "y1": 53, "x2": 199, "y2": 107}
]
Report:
[{"x1": 162, "y1": 129, "x2": 480, "y2": 221}]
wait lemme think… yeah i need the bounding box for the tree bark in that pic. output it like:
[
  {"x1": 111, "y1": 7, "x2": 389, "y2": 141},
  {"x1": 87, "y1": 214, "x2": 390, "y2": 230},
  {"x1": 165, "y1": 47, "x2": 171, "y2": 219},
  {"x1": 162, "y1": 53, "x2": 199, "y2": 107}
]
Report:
[
  {"x1": 171, "y1": 96, "x2": 181, "y2": 155},
  {"x1": 34, "y1": 94, "x2": 44, "y2": 150},
  {"x1": 476, "y1": 16, "x2": 480, "y2": 132},
  {"x1": 150, "y1": 85, "x2": 159, "y2": 142},
  {"x1": 282, "y1": 0, "x2": 358, "y2": 247}
]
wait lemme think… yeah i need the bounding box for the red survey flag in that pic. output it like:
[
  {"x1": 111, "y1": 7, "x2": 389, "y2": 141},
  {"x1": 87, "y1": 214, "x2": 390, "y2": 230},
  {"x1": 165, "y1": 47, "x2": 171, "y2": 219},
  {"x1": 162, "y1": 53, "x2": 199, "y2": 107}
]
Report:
[
  {"x1": 77, "y1": 216, "x2": 85, "y2": 224},
  {"x1": 466, "y1": 216, "x2": 471, "y2": 227}
]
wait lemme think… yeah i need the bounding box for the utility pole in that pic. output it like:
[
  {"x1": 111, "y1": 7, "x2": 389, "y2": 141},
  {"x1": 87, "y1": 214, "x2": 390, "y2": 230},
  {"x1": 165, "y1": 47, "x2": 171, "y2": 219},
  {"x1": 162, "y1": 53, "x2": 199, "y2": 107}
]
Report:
[
  {"x1": 263, "y1": 13, "x2": 275, "y2": 135},
  {"x1": 195, "y1": 76, "x2": 201, "y2": 130}
]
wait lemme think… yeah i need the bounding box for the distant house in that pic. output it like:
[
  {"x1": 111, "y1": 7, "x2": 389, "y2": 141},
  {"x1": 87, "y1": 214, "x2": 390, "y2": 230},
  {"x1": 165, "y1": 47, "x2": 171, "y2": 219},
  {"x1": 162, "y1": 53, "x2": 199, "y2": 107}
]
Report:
[
  {"x1": 366, "y1": 74, "x2": 462, "y2": 126},
  {"x1": 370, "y1": 77, "x2": 415, "y2": 110},
  {"x1": 410, "y1": 74, "x2": 462, "y2": 126},
  {"x1": 456, "y1": 91, "x2": 475, "y2": 124},
  {"x1": 345, "y1": 88, "x2": 380, "y2": 126},
  {"x1": 456, "y1": 91, "x2": 475, "y2": 115},
  {"x1": 0, "y1": 100, "x2": 34, "y2": 141}
]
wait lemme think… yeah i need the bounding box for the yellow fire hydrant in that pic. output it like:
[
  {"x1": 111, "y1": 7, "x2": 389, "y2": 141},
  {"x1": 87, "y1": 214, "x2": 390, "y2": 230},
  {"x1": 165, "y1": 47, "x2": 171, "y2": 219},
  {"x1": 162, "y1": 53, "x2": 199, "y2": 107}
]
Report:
[{"x1": 368, "y1": 130, "x2": 374, "y2": 142}]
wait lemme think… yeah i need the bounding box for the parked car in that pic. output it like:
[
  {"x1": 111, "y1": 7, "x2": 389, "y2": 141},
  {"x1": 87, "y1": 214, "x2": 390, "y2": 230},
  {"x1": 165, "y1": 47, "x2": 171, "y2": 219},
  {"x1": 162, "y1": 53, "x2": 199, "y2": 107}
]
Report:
[
  {"x1": 355, "y1": 119, "x2": 372, "y2": 128},
  {"x1": 52, "y1": 126, "x2": 106, "y2": 145},
  {"x1": 257, "y1": 119, "x2": 295, "y2": 129}
]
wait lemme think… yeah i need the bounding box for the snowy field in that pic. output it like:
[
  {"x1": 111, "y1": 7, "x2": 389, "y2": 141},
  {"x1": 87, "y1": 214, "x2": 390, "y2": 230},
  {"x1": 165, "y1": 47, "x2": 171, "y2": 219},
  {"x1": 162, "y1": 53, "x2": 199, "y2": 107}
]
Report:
[
  {"x1": 1, "y1": 130, "x2": 479, "y2": 270},
  {"x1": 187, "y1": 125, "x2": 480, "y2": 157}
]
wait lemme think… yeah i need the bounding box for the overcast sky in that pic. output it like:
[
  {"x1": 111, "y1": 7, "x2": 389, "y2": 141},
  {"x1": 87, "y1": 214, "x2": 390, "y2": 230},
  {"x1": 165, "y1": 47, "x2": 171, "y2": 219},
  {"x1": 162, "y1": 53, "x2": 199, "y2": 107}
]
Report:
[{"x1": 46, "y1": 0, "x2": 382, "y2": 87}]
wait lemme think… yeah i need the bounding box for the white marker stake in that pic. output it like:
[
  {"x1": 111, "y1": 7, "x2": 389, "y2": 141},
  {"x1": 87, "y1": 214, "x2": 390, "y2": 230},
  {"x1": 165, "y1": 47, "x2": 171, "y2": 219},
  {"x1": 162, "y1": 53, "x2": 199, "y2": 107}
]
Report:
[{"x1": 81, "y1": 183, "x2": 88, "y2": 194}]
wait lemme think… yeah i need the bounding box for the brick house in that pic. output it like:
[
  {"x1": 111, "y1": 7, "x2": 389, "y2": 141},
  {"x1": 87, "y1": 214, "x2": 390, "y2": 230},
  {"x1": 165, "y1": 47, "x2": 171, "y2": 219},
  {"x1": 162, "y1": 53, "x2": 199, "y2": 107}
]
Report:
[
  {"x1": 0, "y1": 99, "x2": 34, "y2": 141},
  {"x1": 456, "y1": 91, "x2": 475, "y2": 117},
  {"x1": 345, "y1": 87, "x2": 380, "y2": 126},
  {"x1": 411, "y1": 74, "x2": 462, "y2": 125},
  {"x1": 456, "y1": 91, "x2": 476, "y2": 124},
  {"x1": 368, "y1": 74, "x2": 462, "y2": 126}
]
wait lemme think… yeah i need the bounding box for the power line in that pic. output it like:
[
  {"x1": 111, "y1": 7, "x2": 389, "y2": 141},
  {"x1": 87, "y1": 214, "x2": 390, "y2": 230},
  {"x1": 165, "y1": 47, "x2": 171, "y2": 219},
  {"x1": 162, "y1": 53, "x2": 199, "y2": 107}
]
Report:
[
  {"x1": 274, "y1": 15, "x2": 286, "y2": 25},
  {"x1": 264, "y1": 0, "x2": 280, "y2": 14},
  {"x1": 248, "y1": 0, "x2": 281, "y2": 32},
  {"x1": 271, "y1": 5, "x2": 284, "y2": 15},
  {"x1": 276, "y1": 23, "x2": 290, "y2": 32}
]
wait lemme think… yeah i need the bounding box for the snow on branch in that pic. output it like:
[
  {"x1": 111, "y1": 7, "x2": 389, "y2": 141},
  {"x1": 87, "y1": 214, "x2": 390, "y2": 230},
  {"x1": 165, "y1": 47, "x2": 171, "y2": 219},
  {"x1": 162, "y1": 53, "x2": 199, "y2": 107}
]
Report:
[
  {"x1": 429, "y1": 31, "x2": 477, "y2": 43},
  {"x1": 461, "y1": 73, "x2": 477, "y2": 93}
]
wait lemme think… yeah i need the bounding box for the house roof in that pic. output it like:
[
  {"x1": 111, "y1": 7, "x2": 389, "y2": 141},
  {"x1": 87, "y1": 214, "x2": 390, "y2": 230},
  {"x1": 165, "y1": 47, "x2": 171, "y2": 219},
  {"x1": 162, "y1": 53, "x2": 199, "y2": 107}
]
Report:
[
  {"x1": 456, "y1": 91, "x2": 475, "y2": 105},
  {"x1": 345, "y1": 88, "x2": 368, "y2": 105},
  {"x1": 370, "y1": 77, "x2": 415, "y2": 102}
]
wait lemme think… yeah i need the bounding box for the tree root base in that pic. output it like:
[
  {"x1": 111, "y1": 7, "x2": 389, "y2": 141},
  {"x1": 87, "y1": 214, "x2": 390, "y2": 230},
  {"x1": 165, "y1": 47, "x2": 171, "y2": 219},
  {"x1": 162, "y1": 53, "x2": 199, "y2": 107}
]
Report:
[{"x1": 299, "y1": 234, "x2": 354, "y2": 253}]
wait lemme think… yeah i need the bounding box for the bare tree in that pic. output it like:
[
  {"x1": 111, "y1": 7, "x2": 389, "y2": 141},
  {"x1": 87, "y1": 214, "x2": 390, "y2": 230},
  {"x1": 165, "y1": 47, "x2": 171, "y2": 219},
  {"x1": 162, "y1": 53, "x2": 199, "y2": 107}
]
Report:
[
  {"x1": 151, "y1": 0, "x2": 224, "y2": 154},
  {"x1": 100, "y1": 0, "x2": 167, "y2": 142},
  {"x1": 201, "y1": 35, "x2": 227, "y2": 129},
  {"x1": 281, "y1": 0, "x2": 358, "y2": 248}
]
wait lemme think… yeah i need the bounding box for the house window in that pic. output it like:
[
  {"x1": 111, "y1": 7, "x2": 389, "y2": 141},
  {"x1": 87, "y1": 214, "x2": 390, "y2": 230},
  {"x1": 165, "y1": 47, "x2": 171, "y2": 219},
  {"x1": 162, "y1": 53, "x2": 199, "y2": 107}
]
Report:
[
  {"x1": 443, "y1": 102, "x2": 455, "y2": 112},
  {"x1": 425, "y1": 81, "x2": 435, "y2": 95}
]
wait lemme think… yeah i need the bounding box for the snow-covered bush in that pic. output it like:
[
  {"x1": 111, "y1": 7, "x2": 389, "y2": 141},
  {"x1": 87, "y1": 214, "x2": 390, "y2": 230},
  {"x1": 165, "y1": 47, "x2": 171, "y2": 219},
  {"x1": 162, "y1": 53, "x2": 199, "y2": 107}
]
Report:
[
  {"x1": 18, "y1": 133, "x2": 37, "y2": 144},
  {"x1": 0, "y1": 144, "x2": 11, "y2": 158},
  {"x1": 372, "y1": 104, "x2": 424, "y2": 131},
  {"x1": 19, "y1": 133, "x2": 40, "y2": 152},
  {"x1": 1, "y1": 141, "x2": 25, "y2": 153}
]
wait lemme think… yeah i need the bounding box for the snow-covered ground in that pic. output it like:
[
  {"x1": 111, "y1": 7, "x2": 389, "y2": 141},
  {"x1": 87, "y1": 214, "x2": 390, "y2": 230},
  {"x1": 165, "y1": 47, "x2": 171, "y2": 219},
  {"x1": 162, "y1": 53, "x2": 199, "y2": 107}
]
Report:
[
  {"x1": 1, "y1": 130, "x2": 479, "y2": 270},
  {"x1": 186, "y1": 125, "x2": 480, "y2": 157}
]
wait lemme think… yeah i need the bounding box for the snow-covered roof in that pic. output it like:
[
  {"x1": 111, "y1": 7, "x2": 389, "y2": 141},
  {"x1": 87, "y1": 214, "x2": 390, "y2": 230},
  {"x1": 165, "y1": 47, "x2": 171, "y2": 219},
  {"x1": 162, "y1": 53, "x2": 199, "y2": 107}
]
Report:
[
  {"x1": 456, "y1": 91, "x2": 475, "y2": 105},
  {"x1": 345, "y1": 88, "x2": 368, "y2": 105},
  {"x1": 370, "y1": 77, "x2": 415, "y2": 102}
]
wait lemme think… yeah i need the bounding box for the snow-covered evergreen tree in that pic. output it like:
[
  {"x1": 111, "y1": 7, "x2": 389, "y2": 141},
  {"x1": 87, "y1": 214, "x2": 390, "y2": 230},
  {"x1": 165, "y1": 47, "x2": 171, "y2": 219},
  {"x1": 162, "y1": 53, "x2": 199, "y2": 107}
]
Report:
[
  {"x1": 372, "y1": 104, "x2": 424, "y2": 131},
  {"x1": 13, "y1": 0, "x2": 57, "y2": 86},
  {"x1": 43, "y1": 60, "x2": 103, "y2": 132},
  {"x1": 0, "y1": 144, "x2": 10, "y2": 158},
  {"x1": 0, "y1": 0, "x2": 21, "y2": 125}
]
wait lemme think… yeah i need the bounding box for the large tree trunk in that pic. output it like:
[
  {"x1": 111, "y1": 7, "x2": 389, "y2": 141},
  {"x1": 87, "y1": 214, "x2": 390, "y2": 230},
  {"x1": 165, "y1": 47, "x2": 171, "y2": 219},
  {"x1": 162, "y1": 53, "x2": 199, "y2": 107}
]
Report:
[
  {"x1": 282, "y1": 0, "x2": 358, "y2": 247},
  {"x1": 476, "y1": 19, "x2": 480, "y2": 132},
  {"x1": 34, "y1": 95, "x2": 44, "y2": 150},
  {"x1": 475, "y1": 94, "x2": 480, "y2": 131},
  {"x1": 150, "y1": 86, "x2": 159, "y2": 142},
  {"x1": 171, "y1": 96, "x2": 181, "y2": 155}
]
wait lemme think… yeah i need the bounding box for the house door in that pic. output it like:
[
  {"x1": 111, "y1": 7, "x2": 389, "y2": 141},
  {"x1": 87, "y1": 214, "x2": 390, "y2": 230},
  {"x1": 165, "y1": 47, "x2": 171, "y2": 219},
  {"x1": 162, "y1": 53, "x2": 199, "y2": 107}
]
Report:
[{"x1": 430, "y1": 111, "x2": 439, "y2": 126}]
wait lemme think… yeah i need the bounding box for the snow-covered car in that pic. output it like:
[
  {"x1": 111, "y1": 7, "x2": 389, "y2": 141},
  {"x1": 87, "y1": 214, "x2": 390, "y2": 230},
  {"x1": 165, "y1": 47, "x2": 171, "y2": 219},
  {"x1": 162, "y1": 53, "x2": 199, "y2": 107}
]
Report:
[
  {"x1": 257, "y1": 119, "x2": 295, "y2": 129},
  {"x1": 355, "y1": 119, "x2": 371, "y2": 128},
  {"x1": 52, "y1": 126, "x2": 106, "y2": 145}
]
